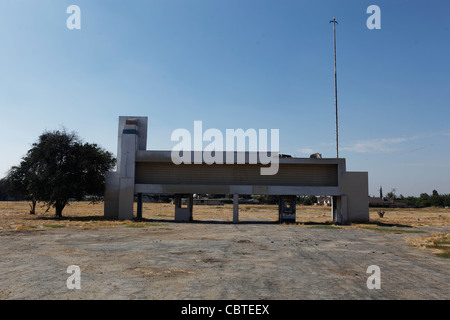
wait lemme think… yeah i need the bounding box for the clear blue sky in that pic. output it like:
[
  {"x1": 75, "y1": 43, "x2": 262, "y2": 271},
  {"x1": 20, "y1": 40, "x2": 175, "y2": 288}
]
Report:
[{"x1": 0, "y1": 0, "x2": 449, "y2": 197}]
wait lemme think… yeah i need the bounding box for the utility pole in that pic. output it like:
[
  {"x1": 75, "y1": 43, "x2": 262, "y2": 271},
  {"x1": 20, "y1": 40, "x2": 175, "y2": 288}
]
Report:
[{"x1": 330, "y1": 17, "x2": 339, "y2": 158}]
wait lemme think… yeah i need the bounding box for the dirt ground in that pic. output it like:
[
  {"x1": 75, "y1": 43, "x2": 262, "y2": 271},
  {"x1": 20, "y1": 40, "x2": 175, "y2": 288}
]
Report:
[{"x1": 0, "y1": 201, "x2": 449, "y2": 300}]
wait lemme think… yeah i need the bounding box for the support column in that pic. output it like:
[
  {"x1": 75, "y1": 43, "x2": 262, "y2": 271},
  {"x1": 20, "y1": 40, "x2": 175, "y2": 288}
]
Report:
[
  {"x1": 331, "y1": 195, "x2": 347, "y2": 225},
  {"x1": 174, "y1": 194, "x2": 193, "y2": 222},
  {"x1": 136, "y1": 193, "x2": 143, "y2": 219},
  {"x1": 340, "y1": 171, "x2": 369, "y2": 223},
  {"x1": 233, "y1": 194, "x2": 239, "y2": 223},
  {"x1": 332, "y1": 196, "x2": 338, "y2": 224},
  {"x1": 117, "y1": 120, "x2": 139, "y2": 220},
  {"x1": 104, "y1": 172, "x2": 119, "y2": 219},
  {"x1": 104, "y1": 116, "x2": 148, "y2": 220}
]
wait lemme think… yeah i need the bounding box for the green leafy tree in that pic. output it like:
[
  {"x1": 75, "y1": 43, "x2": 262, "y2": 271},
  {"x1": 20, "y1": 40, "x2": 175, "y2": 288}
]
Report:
[
  {"x1": 3, "y1": 156, "x2": 40, "y2": 213},
  {"x1": 430, "y1": 189, "x2": 443, "y2": 207},
  {"x1": 6, "y1": 129, "x2": 116, "y2": 218},
  {"x1": 443, "y1": 194, "x2": 450, "y2": 207},
  {"x1": 416, "y1": 193, "x2": 431, "y2": 208},
  {"x1": 0, "y1": 178, "x2": 10, "y2": 201},
  {"x1": 386, "y1": 188, "x2": 397, "y2": 199},
  {"x1": 298, "y1": 195, "x2": 317, "y2": 206}
]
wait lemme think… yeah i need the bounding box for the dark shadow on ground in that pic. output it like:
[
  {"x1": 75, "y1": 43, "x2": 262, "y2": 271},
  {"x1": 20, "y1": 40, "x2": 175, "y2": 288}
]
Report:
[
  {"x1": 35, "y1": 216, "x2": 413, "y2": 228},
  {"x1": 138, "y1": 218, "x2": 343, "y2": 226},
  {"x1": 140, "y1": 218, "x2": 279, "y2": 225},
  {"x1": 301, "y1": 221, "x2": 336, "y2": 226},
  {"x1": 37, "y1": 215, "x2": 118, "y2": 222},
  {"x1": 356, "y1": 221, "x2": 413, "y2": 228}
]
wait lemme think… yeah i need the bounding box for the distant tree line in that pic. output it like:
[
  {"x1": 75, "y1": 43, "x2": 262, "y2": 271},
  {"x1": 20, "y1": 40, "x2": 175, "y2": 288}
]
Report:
[{"x1": 396, "y1": 190, "x2": 450, "y2": 208}]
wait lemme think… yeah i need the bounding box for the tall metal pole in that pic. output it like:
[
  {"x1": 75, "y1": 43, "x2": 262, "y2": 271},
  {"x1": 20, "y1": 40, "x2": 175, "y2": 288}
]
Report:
[{"x1": 330, "y1": 17, "x2": 339, "y2": 158}]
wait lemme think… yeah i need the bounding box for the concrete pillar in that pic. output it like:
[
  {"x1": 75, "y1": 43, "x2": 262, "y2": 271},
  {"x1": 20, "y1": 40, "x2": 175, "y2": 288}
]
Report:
[
  {"x1": 117, "y1": 120, "x2": 139, "y2": 220},
  {"x1": 136, "y1": 193, "x2": 143, "y2": 219},
  {"x1": 104, "y1": 172, "x2": 119, "y2": 219},
  {"x1": 331, "y1": 196, "x2": 338, "y2": 224},
  {"x1": 174, "y1": 194, "x2": 193, "y2": 222},
  {"x1": 104, "y1": 116, "x2": 148, "y2": 220},
  {"x1": 331, "y1": 195, "x2": 347, "y2": 224},
  {"x1": 340, "y1": 172, "x2": 369, "y2": 223},
  {"x1": 341, "y1": 195, "x2": 348, "y2": 223},
  {"x1": 233, "y1": 194, "x2": 239, "y2": 223}
]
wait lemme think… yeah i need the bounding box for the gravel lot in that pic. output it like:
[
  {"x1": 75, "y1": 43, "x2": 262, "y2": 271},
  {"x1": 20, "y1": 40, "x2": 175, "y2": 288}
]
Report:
[{"x1": 1, "y1": 221, "x2": 449, "y2": 300}]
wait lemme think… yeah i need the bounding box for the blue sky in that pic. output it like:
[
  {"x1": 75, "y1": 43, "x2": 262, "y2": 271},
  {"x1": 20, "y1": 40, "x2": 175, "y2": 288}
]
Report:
[{"x1": 0, "y1": 0, "x2": 449, "y2": 197}]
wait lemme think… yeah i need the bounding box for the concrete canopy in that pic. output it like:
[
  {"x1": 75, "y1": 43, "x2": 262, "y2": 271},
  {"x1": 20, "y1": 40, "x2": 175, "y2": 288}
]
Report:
[{"x1": 104, "y1": 116, "x2": 369, "y2": 224}]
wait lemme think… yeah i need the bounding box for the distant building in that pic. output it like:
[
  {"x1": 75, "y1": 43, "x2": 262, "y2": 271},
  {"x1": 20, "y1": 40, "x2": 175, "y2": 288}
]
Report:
[
  {"x1": 316, "y1": 196, "x2": 331, "y2": 206},
  {"x1": 368, "y1": 196, "x2": 407, "y2": 208},
  {"x1": 193, "y1": 198, "x2": 224, "y2": 206},
  {"x1": 193, "y1": 197, "x2": 260, "y2": 205}
]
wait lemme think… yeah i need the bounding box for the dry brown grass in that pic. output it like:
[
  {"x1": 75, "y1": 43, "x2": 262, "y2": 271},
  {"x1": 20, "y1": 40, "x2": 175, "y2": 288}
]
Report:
[
  {"x1": 367, "y1": 207, "x2": 450, "y2": 227},
  {"x1": 0, "y1": 201, "x2": 149, "y2": 231},
  {"x1": 407, "y1": 233, "x2": 450, "y2": 258},
  {"x1": 1, "y1": 201, "x2": 449, "y2": 231}
]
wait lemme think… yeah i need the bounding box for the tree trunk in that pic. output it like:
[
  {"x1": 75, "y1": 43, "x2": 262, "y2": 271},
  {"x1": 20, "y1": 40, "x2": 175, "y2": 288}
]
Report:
[
  {"x1": 55, "y1": 201, "x2": 66, "y2": 218},
  {"x1": 29, "y1": 198, "x2": 37, "y2": 215}
]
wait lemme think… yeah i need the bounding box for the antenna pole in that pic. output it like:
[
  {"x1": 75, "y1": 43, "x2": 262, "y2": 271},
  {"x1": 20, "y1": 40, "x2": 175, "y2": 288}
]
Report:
[{"x1": 330, "y1": 17, "x2": 339, "y2": 158}]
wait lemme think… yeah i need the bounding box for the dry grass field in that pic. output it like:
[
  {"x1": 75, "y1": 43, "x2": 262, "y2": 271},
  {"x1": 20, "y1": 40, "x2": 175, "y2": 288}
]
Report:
[{"x1": 0, "y1": 200, "x2": 449, "y2": 231}]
